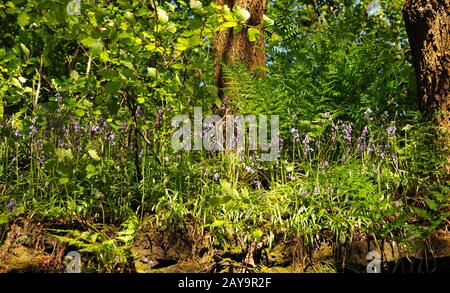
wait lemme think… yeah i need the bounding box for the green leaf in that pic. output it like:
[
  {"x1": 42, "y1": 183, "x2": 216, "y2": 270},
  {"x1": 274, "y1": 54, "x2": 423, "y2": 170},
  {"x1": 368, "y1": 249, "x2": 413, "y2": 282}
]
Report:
[
  {"x1": 233, "y1": 5, "x2": 250, "y2": 22},
  {"x1": 156, "y1": 8, "x2": 169, "y2": 24},
  {"x1": 17, "y1": 12, "x2": 30, "y2": 27},
  {"x1": 59, "y1": 178, "x2": 70, "y2": 185},
  {"x1": 70, "y1": 70, "x2": 79, "y2": 81},
  {"x1": 74, "y1": 109, "x2": 85, "y2": 117},
  {"x1": 247, "y1": 27, "x2": 261, "y2": 42},
  {"x1": 262, "y1": 14, "x2": 274, "y2": 27},
  {"x1": 136, "y1": 97, "x2": 145, "y2": 104},
  {"x1": 99, "y1": 51, "x2": 109, "y2": 63},
  {"x1": 88, "y1": 149, "x2": 101, "y2": 161},
  {"x1": 20, "y1": 43, "x2": 30, "y2": 59},
  {"x1": 222, "y1": 21, "x2": 238, "y2": 28},
  {"x1": 175, "y1": 37, "x2": 190, "y2": 51},
  {"x1": 105, "y1": 81, "x2": 121, "y2": 95},
  {"x1": 147, "y1": 67, "x2": 157, "y2": 78},
  {"x1": 190, "y1": 0, "x2": 203, "y2": 11}
]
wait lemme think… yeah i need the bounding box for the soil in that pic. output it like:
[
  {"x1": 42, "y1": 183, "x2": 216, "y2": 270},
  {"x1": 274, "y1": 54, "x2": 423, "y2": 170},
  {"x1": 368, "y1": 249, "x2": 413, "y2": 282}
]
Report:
[{"x1": 1, "y1": 217, "x2": 450, "y2": 273}]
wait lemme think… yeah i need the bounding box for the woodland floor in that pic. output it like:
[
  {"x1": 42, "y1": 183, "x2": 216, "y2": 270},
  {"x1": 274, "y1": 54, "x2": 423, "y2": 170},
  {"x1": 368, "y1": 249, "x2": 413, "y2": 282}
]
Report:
[{"x1": 1, "y1": 217, "x2": 450, "y2": 273}]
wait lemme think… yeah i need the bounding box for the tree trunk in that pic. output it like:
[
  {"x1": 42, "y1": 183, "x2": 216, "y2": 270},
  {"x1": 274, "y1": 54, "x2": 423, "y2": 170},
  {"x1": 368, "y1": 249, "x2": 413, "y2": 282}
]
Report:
[
  {"x1": 403, "y1": 0, "x2": 450, "y2": 161},
  {"x1": 214, "y1": 0, "x2": 268, "y2": 105}
]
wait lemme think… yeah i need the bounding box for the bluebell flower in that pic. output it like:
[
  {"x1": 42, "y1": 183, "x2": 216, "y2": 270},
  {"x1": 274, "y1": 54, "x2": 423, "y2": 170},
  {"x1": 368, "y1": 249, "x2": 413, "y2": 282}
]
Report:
[
  {"x1": 36, "y1": 156, "x2": 44, "y2": 165},
  {"x1": 14, "y1": 129, "x2": 22, "y2": 138},
  {"x1": 290, "y1": 128, "x2": 300, "y2": 143},
  {"x1": 343, "y1": 123, "x2": 353, "y2": 143},
  {"x1": 245, "y1": 166, "x2": 255, "y2": 174},
  {"x1": 303, "y1": 135, "x2": 313, "y2": 153},
  {"x1": 386, "y1": 124, "x2": 396, "y2": 137},
  {"x1": 7, "y1": 200, "x2": 16, "y2": 212}
]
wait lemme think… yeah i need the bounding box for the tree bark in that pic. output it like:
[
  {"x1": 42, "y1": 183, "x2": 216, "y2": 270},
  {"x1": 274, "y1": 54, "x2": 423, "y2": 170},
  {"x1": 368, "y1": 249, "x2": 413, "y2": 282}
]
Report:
[
  {"x1": 214, "y1": 0, "x2": 268, "y2": 104},
  {"x1": 403, "y1": 0, "x2": 450, "y2": 168}
]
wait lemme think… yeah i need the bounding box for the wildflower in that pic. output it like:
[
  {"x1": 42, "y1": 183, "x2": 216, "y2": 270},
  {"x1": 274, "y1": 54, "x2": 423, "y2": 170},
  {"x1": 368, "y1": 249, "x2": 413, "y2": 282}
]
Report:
[
  {"x1": 364, "y1": 108, "x2": 373, "y2": 117},
  {"x1": 303, "y1": 135, "x2": 313, "y2": 153},
  {"x1": 29, "y1": 126, "x2": 38, "y2": 138},
  {"x1": 91, "y1": 124, "x2": 100, "y2": 134},
  {"x1": 355, "y1": 231, "x2": 363, "y2": 241},
  {"x1": 54, "y1": 92, "x2": 62, "y2": 102},
  {"x1": 314, "y1": 187, "x2": 321, "y2": 195},
  {"x1": 367, "y1": 137, "x2": 375, "y2": 152},
  {"x1": 35, "y1": 139, "x2": 43, "y2": 151},
  {"x1": 157, "y1": 109, "x2": 164, "y2": 119},
  {"x1": 14, "y1": 129, "x2": 21, "y2": 138},
  {"x1": 106, "y1": 133, "x2": 116, "y2": 144},
  {"x1": 36, "y1": 156, "x2": 44, "y2": 165},
  {"x1": 357, "y1": 127, "x2": 368, "y2": 154},
  {"x1": 344, "y1": 196, "x2": 349, "y2": 203},
  {"x1": 343, "y1": 123, "x2": 353, "y2": 143},
  {"x1": 245, "y1": 166, "x2": 255, "y2": 174},
  {"x1": 7, "y1": 200, "x2": 16, "y2": 213},
  {"x1": 386, "y1": 123, "x2": 396, "y2": 137},
  {"x1": 254, "y1": 181, "x2": 263, "y2": 189},
  {"x1": 136, "y1": 108, "x2": 143, "y2": 117},
  {"x1": 208, "y1": 173, "x2": 220, "y2": 183},
  {"x1": 290, "y1": 128, "x2": 300, "y2": 143},
  {"x1": 319, "y1": 161, "x2": 329, "y2": 169},
  {"x1": 287, "y1": 173, "x2": 295, "y2": 180}
]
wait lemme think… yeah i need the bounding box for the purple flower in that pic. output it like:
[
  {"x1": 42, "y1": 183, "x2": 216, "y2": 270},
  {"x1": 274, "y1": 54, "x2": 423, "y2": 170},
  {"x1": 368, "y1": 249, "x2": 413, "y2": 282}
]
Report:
[
  {"x1": 106, "y1": 133, "x2": 116, "y2": 144},
  {"x1": 291, "y1": 128, "x2": 300, "y2": 143},
  {"x1": 245, "y1": 166, "x2": 255, "y2": 174},
  {"x1": 36, "y1": 156, "x2": 44, "y2": 165},
  {"x1": 14, "y1": 129, "x2": 22, "y2": 138},
  {"x1": 156, "y1": 109, "x2": 164, "y2": 119},
  {"x1": 7, "y1": 200, "x2": 16, "y2": 212},
  {"x1": 386, "y1": 124, "x2": 396, "y2": 137},
  {"x1": 343, "y1": 123, "x2": 353, "y2": 143},
  {"x1": 29, "y1": 126, "x2": 38, "y2": 138},
  {"x1": 91, "y1": 124, "x2": 100, "y2": 134},
  {"x1": 54, "y1": 92, "x2": 62, "y2": 102},
  {"x1": 357, "y1": 128, "x2": 368, "y2": 155},
  {"x1": 367, "y1": 137, "x2": 375, "y2": 152},
  {"x1": 73, "y1": 122, "x2": 80, "y2": 133},
  {"x1": 287, "y1": 173, "x2": 295, "y2": 180},
  {"x1": 314, "y1": 187, "x2": 321, "y2": 195},
  {"x1": 303, "y1": 135, "x2": 313, "y2": 153},
  {"x1": 136, "y1": 108, "x2": 143, "y2": 117},
  {"x1": 319, "y1": 161, "x2": 329, "y2": 169}
]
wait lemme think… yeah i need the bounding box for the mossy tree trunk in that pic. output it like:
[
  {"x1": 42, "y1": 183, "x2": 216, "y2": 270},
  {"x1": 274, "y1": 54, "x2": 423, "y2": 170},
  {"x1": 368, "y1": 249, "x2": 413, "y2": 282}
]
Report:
[
  {"x1": 403, "y1": 0, "x2": 450, "y2": 167},
  {"x1": 214, "y1": 0, "x2": 268, "y2": 107}
]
